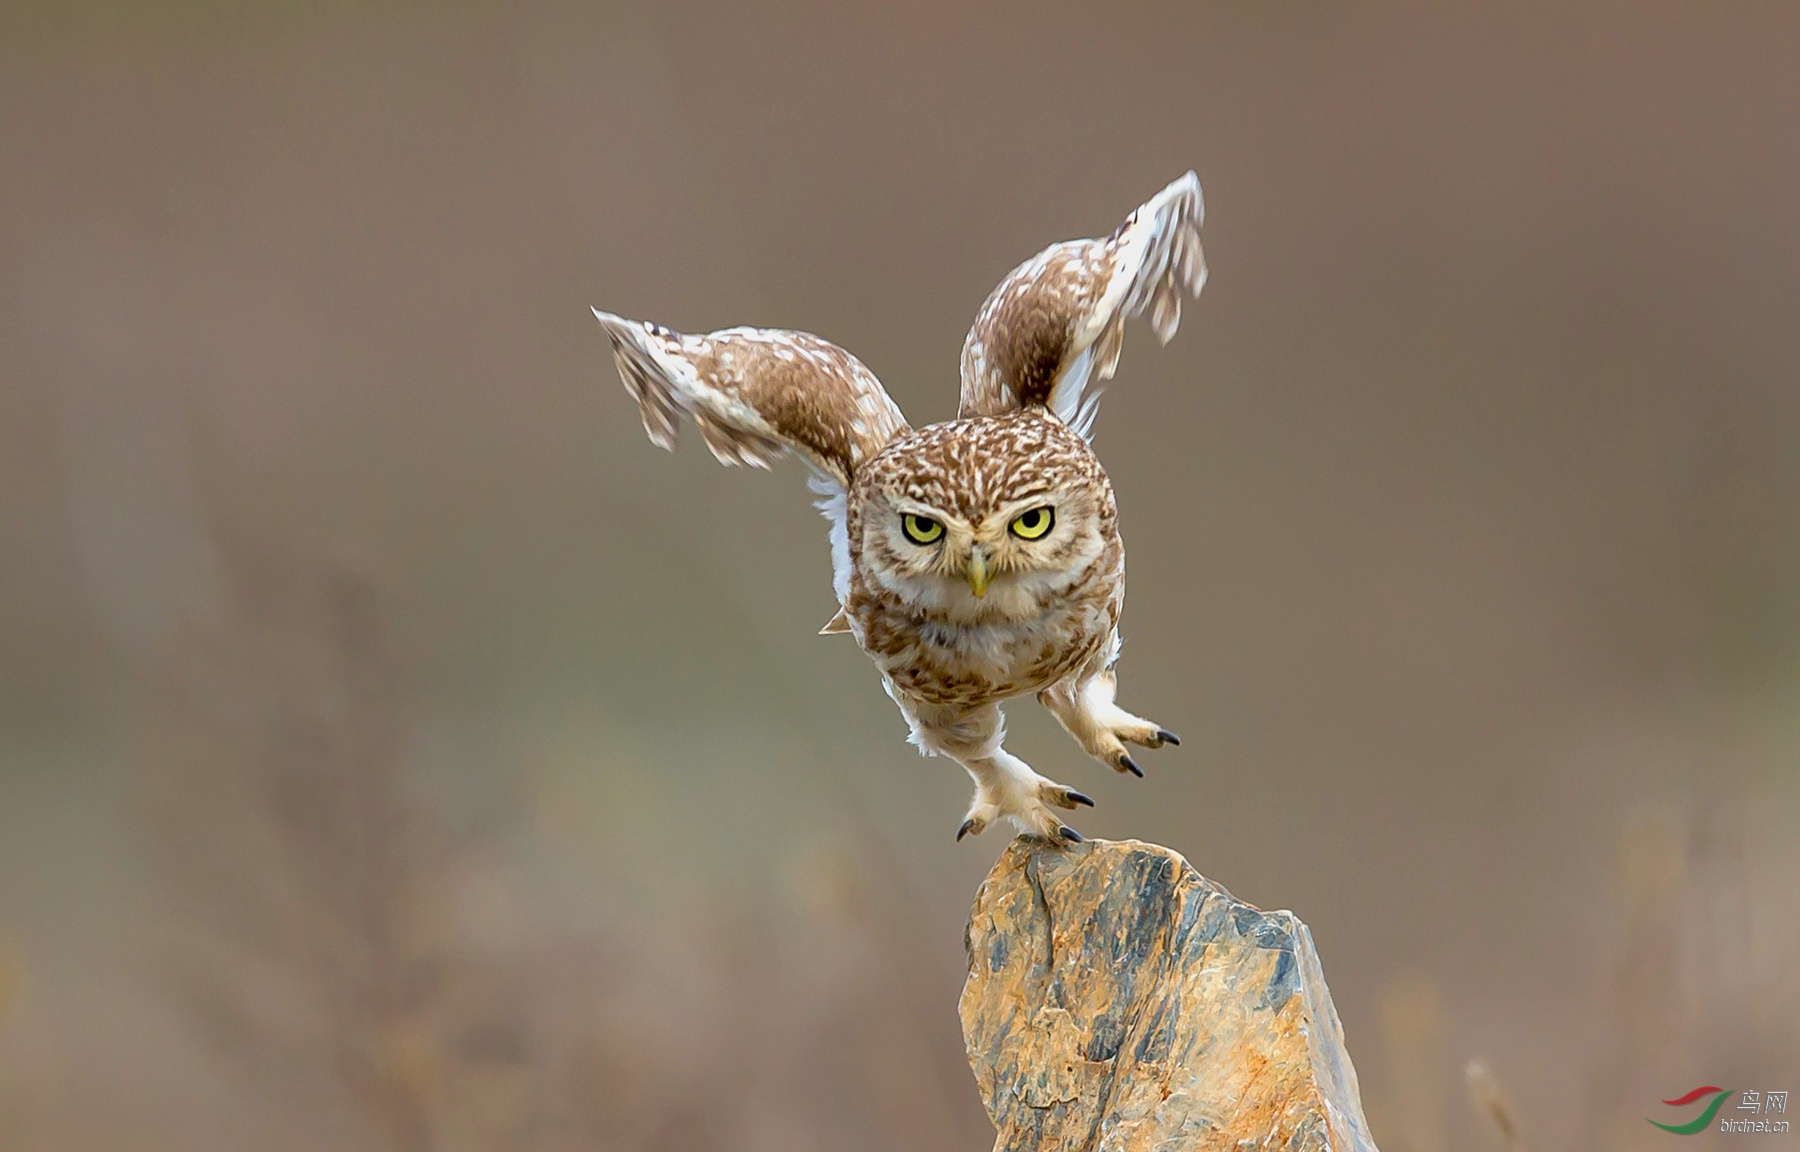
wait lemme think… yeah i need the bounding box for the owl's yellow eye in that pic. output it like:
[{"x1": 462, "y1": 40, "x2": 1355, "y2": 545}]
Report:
[
  {"x1": 901, "y1": 513, "x2": 944, "y2": 545},
  {"x1": 1009, "y1": 506, "x2": 1055, "y2": 540}
]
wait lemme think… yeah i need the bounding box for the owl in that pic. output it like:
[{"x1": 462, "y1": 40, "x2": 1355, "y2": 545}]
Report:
[{"x1": 594, "y1": 173, "x2": 1206, "y2": 844}]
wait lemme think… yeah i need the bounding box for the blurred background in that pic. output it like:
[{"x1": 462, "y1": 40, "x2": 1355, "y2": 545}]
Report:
[{"x1": 2, "y1": 3, "x2": 1797, "y2": 1150}]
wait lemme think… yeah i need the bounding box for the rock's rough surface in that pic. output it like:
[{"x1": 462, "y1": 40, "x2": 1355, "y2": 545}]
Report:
[{"x1": 961, "y1": 838, "x2": 1379, "y2": 1152}]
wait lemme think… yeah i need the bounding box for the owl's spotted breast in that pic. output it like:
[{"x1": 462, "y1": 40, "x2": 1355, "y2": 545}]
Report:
[{"x1": 851, "y1": 551, "x2": 1122, "y2": 709}]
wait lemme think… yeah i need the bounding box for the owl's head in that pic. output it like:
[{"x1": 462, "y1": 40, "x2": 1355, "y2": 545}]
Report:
[{"x1": 854, "y1": 414, "x2": 1115, "y2": 620}]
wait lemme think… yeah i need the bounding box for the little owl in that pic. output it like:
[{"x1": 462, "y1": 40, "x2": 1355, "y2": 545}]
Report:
[{"x1": 594, "y1": 173, "x2": 1206, "y2": 844}]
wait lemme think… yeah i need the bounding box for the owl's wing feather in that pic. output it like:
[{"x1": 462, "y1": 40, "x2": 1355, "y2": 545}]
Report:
[
  {"x1": 594, "y1": 312, "x2": 908, "y2": 486},
  {"x1": 594, "y1": 311, "x2": 908, "y2": 606},
  {"x1": 593, "y1": 312, "x2": 908, "y2": 487},
  {"x1": 958, "y1": 172, "x2": 1206, "y2": 438}
]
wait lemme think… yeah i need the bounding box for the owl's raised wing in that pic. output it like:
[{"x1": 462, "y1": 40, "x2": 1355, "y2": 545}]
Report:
[
  {"x1": 595, "y1": 311, "x2": 908, "y2": 620},
  {"x1": 593, "y1": 311, "x2": 908, "y2": 488},
  {"x1": 958, "y1": 172, "x2": 1206, "y2": 439}
]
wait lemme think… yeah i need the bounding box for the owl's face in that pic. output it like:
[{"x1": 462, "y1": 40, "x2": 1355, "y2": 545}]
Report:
[{"x1": 853, "y1": 414, "x2": 1115, "y2": 622}]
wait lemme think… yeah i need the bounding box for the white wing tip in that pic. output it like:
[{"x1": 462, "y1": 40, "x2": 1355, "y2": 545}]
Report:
[
  {"x1": 590, "y1": 308, "x2": 640, "y2": 345},
  {"x1": 1159, "y1": 170, "x2": 1203, "y2": 218}
]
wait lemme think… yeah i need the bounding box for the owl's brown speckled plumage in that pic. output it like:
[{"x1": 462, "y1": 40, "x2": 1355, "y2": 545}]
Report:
[{"x1": 594, "y1": 173, "x2": 1207, "y2": 843}]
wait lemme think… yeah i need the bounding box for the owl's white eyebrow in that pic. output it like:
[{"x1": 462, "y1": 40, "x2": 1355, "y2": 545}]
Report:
[
  {"x1": 993, "y1": 493, "x2": 1056, "y2": 516},
  {"x1": 895, "y1": 502, "x2": 953, "y2": 519}
]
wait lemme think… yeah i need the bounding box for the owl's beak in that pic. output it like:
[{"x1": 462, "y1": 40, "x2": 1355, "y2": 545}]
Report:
[{"x1": 965, "y1": 548, "x2": 990, "y2": 598}]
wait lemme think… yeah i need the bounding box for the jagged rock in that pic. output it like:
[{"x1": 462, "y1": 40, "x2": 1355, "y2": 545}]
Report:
[{"x1": 961, "y1": 838, "x2": 1379, "y2": 1152}]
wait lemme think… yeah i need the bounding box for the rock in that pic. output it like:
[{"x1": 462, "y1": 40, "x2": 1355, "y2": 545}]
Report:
[{"x1": 960, "y1": 837, "x2": 1380, "y2": 1152}]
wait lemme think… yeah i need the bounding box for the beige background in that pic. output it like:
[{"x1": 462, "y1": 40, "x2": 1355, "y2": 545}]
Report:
[{"x1": 2, "y1": 3, "x2": 1796, "y2": 1150}]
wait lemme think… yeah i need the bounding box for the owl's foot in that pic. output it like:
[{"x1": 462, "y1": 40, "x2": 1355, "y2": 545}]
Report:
[
  {"x1": 1040, "y1": 669, "x2": 1179, "y2": 779},
  {"x1": 956, "y1": 772, "x2": 1090, "y2": 845},
  {"x1": 1105, "y1": 724, "x2": 1179, "y2": 776},
  {"x1": 957, "y1": 812, "x2": 1085, "y2": 844},
  {"x1": 1058, "y1": 705, "x2": 1173, "y2": 777}
]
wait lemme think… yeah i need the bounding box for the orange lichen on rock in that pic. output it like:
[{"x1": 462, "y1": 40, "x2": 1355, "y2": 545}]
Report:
[{"x1": 960, "y1": 838, "x2": 1379, "y2": 1151}]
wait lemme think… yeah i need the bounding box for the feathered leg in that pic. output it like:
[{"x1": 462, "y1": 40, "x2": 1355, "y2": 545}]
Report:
[
  {"x1": 903, "y1": 701, "x2": 1090, "y2": 844},
  {"x1": 1039, "y1": 666, "x2": 1178, "y2": 779}
]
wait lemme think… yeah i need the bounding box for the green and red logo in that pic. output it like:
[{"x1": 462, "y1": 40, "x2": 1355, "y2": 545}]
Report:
[{"x1": 1650, "y1": 1086, "x2": 1734, "y2": 1135}]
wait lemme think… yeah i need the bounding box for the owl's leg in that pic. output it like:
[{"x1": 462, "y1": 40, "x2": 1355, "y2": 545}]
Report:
[
  {"x1": 1039, "y1": 668, "x2": 1179, "y2": 778},
  {"x1": 908, "y1": 702, "x2": 1090, "y2": 844}
]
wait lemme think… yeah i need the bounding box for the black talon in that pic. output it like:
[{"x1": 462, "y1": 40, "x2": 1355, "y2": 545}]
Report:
[
  {"x1": 1156, "y1": 729, "x2": 1182, "y2": 747},
  {"x1": 1119, "y1": 755, "x2": 1143, "y2": 778},
  {"x1": 1058, "y1": 826, "x2": 1084, "y2": 843},
  {"x1": 957, "y1": 818, "x2": 976, "y2": 842},
  {"x1": 1066, "y1": 790, "x2": 1095, "y2": 808}
]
